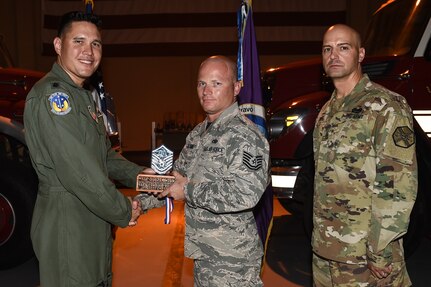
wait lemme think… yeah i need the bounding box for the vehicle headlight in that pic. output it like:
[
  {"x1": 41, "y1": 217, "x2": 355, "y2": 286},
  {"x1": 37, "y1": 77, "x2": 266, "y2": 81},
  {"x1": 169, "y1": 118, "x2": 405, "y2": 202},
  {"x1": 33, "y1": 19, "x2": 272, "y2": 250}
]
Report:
[
  {"x1": 285, "y1": 115, "x2": 299, "y2": 127},
  {"x1": 268, "y1": 109, "x2": 305, "y2": 140}
]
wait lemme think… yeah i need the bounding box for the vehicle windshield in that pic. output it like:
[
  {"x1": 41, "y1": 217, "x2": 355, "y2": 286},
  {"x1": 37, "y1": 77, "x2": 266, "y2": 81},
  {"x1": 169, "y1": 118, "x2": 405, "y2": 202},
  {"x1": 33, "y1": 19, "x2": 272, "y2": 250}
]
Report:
[{"x1": 363, "y1": 0, "x2": 431, "y2": 57}]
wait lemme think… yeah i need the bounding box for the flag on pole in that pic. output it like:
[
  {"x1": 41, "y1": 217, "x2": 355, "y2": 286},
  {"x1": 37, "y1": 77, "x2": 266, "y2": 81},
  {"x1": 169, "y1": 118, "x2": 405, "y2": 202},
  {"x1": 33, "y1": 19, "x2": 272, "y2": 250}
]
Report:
[
  {"x1": 82, "y1": 0, "x2": 172, "y2": 221},
  {"x1": 237, "y1": 0, "x2": 273, "y2": 247},
  {"x1": 83, "y1": 0, "x2": 115, "y2": 138},
  {"x1": 84, "y1": 0, "x2": 94, "y2": 14}
]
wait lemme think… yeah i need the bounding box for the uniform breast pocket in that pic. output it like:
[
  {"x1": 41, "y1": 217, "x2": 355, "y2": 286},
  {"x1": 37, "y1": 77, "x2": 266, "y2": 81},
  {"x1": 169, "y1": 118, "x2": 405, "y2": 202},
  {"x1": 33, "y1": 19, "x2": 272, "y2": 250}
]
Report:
[
  {"x1": 325, "y1": 111, "x2": 366, "y2": 145},
  {"x1": 79, "y1": 111, "x2": 105, "y2": 146},
  {"x1": 331, "y1": 112, "x2": 372, "y2": 169},
  {"x1": 197, "y1": 149, "x2": 225, "y2": 175}
]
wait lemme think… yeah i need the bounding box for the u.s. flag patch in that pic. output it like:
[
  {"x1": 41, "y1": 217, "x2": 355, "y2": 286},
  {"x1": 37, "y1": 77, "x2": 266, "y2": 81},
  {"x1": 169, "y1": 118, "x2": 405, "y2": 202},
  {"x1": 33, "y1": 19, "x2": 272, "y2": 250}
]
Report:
[
  {"x1": 49, "y1": 92, "x2": 71, "y2": 115},
  {"x1": 243, "y1": 151, "x2": 263, "y2": 170}
]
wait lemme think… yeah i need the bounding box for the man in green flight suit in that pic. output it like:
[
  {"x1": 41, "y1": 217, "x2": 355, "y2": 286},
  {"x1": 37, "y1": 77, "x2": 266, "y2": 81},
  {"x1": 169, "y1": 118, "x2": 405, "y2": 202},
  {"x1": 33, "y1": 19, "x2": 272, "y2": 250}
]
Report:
[{"x1": 24, "y1": 11, "x2": 161, "y2": 287}]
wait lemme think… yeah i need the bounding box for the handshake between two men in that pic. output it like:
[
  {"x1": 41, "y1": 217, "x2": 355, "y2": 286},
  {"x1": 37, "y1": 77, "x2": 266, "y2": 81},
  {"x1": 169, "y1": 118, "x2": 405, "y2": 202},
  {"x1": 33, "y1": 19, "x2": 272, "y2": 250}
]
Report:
[{"x1": 128, "y1": 145, "x2": 186, "y2": 227}]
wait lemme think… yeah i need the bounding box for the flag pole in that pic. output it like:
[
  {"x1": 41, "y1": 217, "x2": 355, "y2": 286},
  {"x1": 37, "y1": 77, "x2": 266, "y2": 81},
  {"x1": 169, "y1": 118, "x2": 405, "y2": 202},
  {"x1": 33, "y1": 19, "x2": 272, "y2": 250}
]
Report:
[
  {"x1": 84, "y1": 0, "x2": 94, "y2": 14},
  {"x1": 237, "y1": 0, "x2": 274, "y2": 267}
]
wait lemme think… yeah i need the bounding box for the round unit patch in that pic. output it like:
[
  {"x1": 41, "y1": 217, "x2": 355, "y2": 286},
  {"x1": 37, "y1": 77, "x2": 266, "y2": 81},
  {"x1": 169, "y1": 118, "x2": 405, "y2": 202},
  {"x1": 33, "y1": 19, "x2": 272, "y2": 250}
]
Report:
[{"x1": 49, "y1": 92, "x2": 71, "y2": 115}]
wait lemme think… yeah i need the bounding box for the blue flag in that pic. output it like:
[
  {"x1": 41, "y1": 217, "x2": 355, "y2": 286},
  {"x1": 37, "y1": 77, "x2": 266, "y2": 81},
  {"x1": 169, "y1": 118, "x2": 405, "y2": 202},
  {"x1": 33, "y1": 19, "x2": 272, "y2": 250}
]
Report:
[
  {"x1": 84, "y1": 0, "x2": 94, "y2": 14},
  {"x1": 237, "y1": 0, "x2": 273, "y2": 246}
]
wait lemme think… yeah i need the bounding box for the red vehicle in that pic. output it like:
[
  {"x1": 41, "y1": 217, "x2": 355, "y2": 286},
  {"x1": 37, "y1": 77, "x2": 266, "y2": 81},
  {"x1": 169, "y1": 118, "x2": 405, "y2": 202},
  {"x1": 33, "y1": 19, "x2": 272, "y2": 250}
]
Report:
[
  {"x1": 263, "y1": 0, "x2": 431, "y2": 256},
  {"x1": 0, "y1": 35, "x2": 44, "y2": 269},
  {"x1": 0, "y1": 35, "x2": 120, "y2": 269}
]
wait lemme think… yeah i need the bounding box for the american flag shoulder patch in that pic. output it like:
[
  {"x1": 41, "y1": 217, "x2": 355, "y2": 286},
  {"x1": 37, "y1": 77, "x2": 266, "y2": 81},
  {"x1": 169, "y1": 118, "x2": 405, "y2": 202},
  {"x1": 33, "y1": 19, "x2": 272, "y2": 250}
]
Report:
[{"x1": 243, "y1": 151, "x2": 263, "y2": 170}]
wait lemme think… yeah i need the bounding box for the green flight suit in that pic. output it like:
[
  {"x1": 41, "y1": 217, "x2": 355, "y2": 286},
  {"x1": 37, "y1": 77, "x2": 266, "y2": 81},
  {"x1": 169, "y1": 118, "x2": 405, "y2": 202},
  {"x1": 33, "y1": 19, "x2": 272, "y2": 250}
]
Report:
[{"x1": 24, "y1": 63, "x2": 143, "y2": 287}]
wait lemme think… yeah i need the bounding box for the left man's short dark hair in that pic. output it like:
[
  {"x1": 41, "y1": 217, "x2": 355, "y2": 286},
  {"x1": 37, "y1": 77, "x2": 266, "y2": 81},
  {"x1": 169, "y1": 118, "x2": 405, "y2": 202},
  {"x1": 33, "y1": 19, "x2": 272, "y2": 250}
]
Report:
[{"x1": 57, "y1": 11, "x2": 102, "y2": 37}]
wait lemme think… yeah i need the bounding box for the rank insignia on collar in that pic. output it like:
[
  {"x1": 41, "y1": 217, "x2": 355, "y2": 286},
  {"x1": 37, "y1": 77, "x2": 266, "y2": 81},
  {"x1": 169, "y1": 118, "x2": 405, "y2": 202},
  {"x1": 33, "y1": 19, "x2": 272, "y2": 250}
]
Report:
[
  {"x1": 392, "y1": 126, "x2": 415, "y2": 148},
  {"x1": 49, "y1": 92, "x2": 71, "y2": 115},
  {"x1": 243, "y1": 151, "x2": 263, "y2": 170}
]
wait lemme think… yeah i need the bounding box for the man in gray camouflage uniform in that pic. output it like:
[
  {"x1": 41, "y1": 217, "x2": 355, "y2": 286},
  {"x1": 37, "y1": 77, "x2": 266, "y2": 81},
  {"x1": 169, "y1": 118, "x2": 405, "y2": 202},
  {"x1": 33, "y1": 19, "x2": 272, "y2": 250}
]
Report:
[
  {"x1": 159, "y1": 55, "x2": 270, "y2": 286},
  {"x1": 312, "y1": 24, "x2": 417, "y2": 286}
]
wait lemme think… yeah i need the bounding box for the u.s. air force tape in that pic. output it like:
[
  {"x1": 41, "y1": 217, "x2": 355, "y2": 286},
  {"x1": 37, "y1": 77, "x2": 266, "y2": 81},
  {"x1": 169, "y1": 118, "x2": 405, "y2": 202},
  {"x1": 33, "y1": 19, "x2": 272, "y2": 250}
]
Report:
[{"x1": 243, "y1": 151, "x2": 263, "y2": 170}]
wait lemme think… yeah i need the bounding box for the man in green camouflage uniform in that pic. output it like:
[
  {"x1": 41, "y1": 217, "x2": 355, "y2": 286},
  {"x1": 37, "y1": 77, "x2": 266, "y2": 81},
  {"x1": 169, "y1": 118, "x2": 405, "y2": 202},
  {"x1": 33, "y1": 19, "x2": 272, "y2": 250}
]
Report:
[
  {"x1": 312, "y1": 24, "x2": 417, "y2": 286},
  {"x1": 158, "y1": 56, "x2": 270, "y2": 286}
]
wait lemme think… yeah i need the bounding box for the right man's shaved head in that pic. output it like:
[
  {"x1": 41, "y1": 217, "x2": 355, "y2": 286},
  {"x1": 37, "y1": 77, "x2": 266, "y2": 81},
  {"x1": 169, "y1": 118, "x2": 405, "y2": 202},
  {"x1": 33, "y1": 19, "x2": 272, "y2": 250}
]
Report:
[{"x1": 324, "y1": 24, "x2": 362, "y2": 49}]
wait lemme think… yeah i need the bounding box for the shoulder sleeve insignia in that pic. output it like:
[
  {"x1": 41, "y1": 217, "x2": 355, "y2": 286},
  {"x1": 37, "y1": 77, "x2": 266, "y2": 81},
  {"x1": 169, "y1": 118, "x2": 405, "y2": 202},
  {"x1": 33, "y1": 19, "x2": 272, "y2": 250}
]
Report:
[
  {"x1": 243, "y1": 151, "x2": 263, "y2": 170},
  {"x1": 48, "y1": 92, "x2": 71, "y2": 115},
  {"x1": 392, "y1": 126, "x2": 415, "y2": 148}
]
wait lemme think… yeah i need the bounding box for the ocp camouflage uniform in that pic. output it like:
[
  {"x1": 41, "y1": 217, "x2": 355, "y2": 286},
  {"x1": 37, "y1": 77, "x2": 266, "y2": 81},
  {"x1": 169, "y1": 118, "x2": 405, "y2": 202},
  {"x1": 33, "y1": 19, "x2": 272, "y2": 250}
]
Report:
[
  {"x1": 174, "y1": 102, "x2": 270, "y2": 287},
  {"x1": 312, "y1": 74, "x2": 417, "y2": 286}
]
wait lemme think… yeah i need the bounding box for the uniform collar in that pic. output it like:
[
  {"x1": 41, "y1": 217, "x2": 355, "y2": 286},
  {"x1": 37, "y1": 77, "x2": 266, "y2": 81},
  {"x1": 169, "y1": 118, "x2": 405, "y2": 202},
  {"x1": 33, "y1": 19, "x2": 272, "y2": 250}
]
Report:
[
  {"x1": 331, "y1": 74, "x2": 370, "y2": 99},
  {"x1": 328, "y1": 74, "x2": 371, "y2": 109},
  {"x1": 51, "y1": 62, "x2": 85, "y2": 90},
  {"x1": 203, "y1": 102, "x2": 239, "y2": 130}
]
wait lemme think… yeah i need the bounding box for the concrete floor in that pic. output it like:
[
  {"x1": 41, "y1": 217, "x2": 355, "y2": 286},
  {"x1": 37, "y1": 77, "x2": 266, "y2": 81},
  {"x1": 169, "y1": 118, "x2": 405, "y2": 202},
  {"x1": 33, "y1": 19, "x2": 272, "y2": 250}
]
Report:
[
  {"x1": 0, "y1": 190, "x2": 430, "y2": 286},
  {"x1": 0, "y1": 192, "x2": 304, "y2": 287},
  {"x1": 112, "y1": 190, "x2": 301, "y2": 286},
  {"x1": 110, "y1": 195, "x2": 431, "y2": 287}
]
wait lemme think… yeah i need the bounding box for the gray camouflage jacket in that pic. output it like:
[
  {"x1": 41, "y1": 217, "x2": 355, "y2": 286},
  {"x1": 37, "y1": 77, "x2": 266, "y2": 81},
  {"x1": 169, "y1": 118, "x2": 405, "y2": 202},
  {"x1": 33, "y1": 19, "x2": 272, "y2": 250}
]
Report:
[
  {"x1": 174, "y1": 102, "x2": 270, "y2": 263},
  {"x1": 312, "y1": 74, "x2": 418, "y2": 267}
]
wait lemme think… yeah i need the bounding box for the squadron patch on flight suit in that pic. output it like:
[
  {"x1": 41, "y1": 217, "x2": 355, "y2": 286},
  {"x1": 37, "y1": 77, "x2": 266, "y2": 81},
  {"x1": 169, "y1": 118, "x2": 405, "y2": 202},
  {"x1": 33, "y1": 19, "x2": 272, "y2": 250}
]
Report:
[
  {"x1": 392, "y1": 126, "x2": 415, "y2": 148},
  {"x1": 243, "y1": 151, "x2": 263, "y2": 170},
  {"x1": 49, "y1": 92, "x2": 71, "y2": 115}
]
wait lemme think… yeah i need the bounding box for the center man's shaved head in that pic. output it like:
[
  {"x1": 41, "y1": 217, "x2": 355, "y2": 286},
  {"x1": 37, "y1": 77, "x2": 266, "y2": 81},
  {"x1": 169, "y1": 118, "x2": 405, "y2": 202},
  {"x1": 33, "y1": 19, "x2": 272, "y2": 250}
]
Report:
[{"x1": 199, "y1": 55, "x2": 238, "y2": 83}]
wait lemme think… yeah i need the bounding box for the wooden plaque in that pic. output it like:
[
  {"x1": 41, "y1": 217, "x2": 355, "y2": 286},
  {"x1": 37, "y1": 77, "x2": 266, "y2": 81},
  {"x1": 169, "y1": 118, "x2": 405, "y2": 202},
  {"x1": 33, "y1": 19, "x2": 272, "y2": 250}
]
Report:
[{"x1": 136, "y1": 174, "x2": 175, "y2": 192}]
